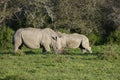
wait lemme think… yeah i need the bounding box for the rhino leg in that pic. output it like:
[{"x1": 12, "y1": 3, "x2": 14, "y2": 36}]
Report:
[
  {"x1": 79, "y1": 43, "x2": 86, "y2": 53},
  {"x1": 14, "y1": 37, "x2": 22, "y2": 53},
  {"x1": 42, "y1": 44, "x2": 50, "y2": 53},
  {"x1": 82, "y1": 49, "x2": 86, "y2": 53},
  {"x1": 82, "y1": 42, "x2": 92, "y2": 53}
]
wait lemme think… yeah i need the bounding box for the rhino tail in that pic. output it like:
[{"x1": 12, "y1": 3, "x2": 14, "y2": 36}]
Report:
[
  {"x1": 12, "y1": 29, "x2": 23, "y2": 45},
  {"x1": 12, "y1": 32, "x2": 16, "y2": 45}
]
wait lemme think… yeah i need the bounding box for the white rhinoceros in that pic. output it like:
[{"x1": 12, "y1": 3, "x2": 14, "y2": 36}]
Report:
[
  {"x1": 54, "y1": 32, "x2": 92, "y2": 54},
  {"x1": 13, "y1": 27, "x2": 58, "y2": 53}
]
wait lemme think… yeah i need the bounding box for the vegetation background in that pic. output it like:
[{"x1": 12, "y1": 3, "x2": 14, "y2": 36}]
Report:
[
  {"x1": 0, "y1": 0, "x2": 120, "y2": 49},
  {"x1": 0, "y1": 0, "x2": 120, "y2": 80}
]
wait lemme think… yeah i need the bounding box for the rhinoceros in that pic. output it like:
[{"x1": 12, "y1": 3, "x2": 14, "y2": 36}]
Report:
[
  {"x1": 13, "y1": 27, "x2": 59, "y2": 53},
  {"x1": 54, "y1": 32, "x2": 92, "y2": 54}
]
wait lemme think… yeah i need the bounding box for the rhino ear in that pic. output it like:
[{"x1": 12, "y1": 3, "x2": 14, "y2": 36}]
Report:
[{"x1": 52, "y1": 35, "x2": 57, "y2": 40}]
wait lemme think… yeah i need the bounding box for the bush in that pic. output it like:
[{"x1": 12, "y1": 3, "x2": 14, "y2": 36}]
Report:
[
  {"x1": 87, "y1": 33, "x2": 102, "y2": 45},
  {"x1": 98, "y1": 45, "x2": 119, "y2": 60},
  {"x1": 0, "y1": 26, "x2": 14, "y2": 50},
  {"x1": 107, "y1": 28, "x2": 120, "y2": 44}
]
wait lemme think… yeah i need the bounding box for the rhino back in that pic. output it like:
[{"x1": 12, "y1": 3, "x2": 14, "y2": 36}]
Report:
[
  {"x1": 66, "y1": 35, "x2": 81, "y2": 48},
  {"x1": 21, "y1": 29, "x2": 42, "y2": 49}
]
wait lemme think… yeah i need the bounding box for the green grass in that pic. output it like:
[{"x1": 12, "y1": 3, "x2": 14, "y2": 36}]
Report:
[{"x1": 0, "y1": 45, "x2": 120, "y2": 80}]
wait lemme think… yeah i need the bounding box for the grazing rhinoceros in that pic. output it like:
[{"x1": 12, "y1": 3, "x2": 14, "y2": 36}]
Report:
[
  {"x1": 13, "y1": 27, "x2": 59, "y2": 53},
  {"x1": 54, "y1": 32, "x2": 92, "y2": 54}
]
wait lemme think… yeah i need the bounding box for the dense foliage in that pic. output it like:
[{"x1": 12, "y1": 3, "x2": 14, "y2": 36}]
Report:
[{"x1": 0, "y1": 0, "x2": 120, "y2": 49}]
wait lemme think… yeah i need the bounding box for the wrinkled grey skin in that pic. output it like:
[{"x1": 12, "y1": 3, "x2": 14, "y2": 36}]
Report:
[
  {"x1": 13, "y1": 27, "x2": 58, "y2": 53},
  {"x1": 54, "y1": 32, "x2": 92, "y2": 54}
]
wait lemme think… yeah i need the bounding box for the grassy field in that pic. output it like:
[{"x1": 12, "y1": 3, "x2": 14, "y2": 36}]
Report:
[{"x1": 0, "y1": 45, "x2": 120, "y2": 80}]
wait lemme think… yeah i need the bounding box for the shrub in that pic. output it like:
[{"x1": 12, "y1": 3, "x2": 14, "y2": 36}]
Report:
[
  {"x1": 98, "y1": 45, "x2": 119, "y2": 60},
  {"x1": 107, "y1": 28, "x2": 120, "y2": 44},
  {"x1": 87, "y1": 33, "x2": 102, "y2": 45},
  {"x1": 0, "y1": 26, "x2": 14, "y2": 50}
]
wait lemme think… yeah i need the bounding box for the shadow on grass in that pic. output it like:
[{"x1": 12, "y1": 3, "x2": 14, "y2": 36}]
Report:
[
  {"x1": 0, "y1": 51, "x2": 15, "y2": 60},
  {"x1": 0, "y1": 51, "x2": 14, "y2": 55},
  {"x1": 0, "y1": 75, "x2": 28, "y2": 80},
  {"x1": 0, "y1": 50, "x2": 32, "y2": 56},
  {"x1": 0, "y1": 49, "x2": 55, "y2": 56},
  {"x1": 24, "y1": 50, "x2": 38, "y2": 55},
  {"x1": 81, "y1": 52, "x2": 103, "y2": 60},
  {"x1": 24, "y1": 50, "x2": 54, "y2": 55},
  {"x1": 58, "y1": 50, "x2": 102, "y2": 60},
  {"x1": 59, "y1": 50, "x2": 100, "y2": 56}
]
